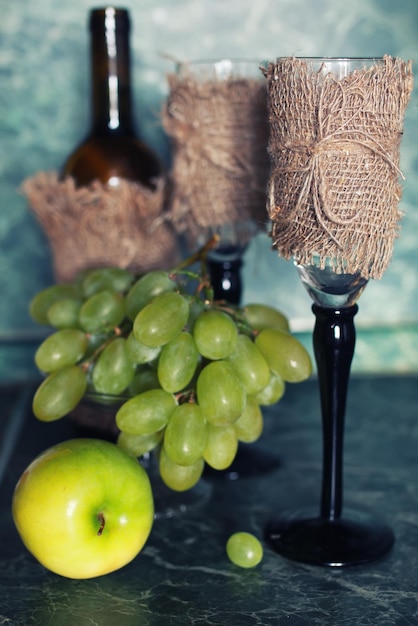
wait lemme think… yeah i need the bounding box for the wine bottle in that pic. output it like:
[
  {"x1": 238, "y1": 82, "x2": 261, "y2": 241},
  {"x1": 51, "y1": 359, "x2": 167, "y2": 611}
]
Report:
[{"x1": 62, "y1": 7, "x2": 162, "y2": 189}]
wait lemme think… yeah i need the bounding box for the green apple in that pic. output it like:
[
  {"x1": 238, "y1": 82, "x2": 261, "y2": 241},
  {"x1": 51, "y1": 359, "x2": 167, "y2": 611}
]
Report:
[{"x1": 12, "y1": 438, "x2": 154, "y2": 579}]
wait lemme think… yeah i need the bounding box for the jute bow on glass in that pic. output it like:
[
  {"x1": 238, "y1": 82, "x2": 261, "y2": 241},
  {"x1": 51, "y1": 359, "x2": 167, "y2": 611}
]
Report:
[{"x1": 264, "y1": 56, "x2": 413, "y2": 279}]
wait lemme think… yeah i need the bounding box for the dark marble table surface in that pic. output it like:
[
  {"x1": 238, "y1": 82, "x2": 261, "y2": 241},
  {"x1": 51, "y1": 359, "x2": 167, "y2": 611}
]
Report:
[{"x1": 1, "y1": 375, "x2": 418, "y2": 625}]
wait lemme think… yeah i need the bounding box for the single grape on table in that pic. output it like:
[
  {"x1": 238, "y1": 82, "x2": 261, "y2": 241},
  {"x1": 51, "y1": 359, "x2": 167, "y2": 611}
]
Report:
[
  {"x1": 29, "y1": 247, "x2": 312, "y2": 492},
  {"x1": 226, "y1": 532, "x2": 264, "y2": 568}
]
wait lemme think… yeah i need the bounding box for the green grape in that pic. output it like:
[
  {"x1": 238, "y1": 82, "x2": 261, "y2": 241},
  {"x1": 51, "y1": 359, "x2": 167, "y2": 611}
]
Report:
[
  {"x1": 126, "y1": 270, "x2": 176, "y2": 321},
  {"x1": 228, "y1": 334, "x2": 271, "y2": 395},
  {"x1": 242, "y1": 303, "x2": 290, "y2": 332},
  {"x1": 78, "y1": 290, "x2": 125, "y2": 333},
  {"x1": 193, "y1": 309, "x2": 238, "y2": 360},
  {"x1": 157, "y1": 332, "x2": 200, "y2": 393},
  {"x1": 46, "y1": 297, "x2": 82, "y2": 329},
  {"x1": 32, "y1": 365, "x2": 87, "y2": 422},
  {"x1": 126, "y1": 331, "x2": 161, "y2": 365},
  {"x1": 203, "y1": 422, "x2": 238, "y2": 470},
  {"x1": 133, "y1": 291, "x2": 189, "y2": 348},
  {"x1": 29, "y1": 284, "x2": 80, "y2": 325},
  {"x1": 116, "y1": 389, "x2": 177, "y2": 435},
  {"x1": 163, "y1": 403, "x2": 207, "y2": 466},
  {"x1": 81, "y1": 267, "x2": 135, "y2": 298},
  {"x1": 226, "y1": 532, "x2": 263, "y2": 568},
  {"x1": 159, "y1": 446, "x2": 204, "y2": 491},
  {"x1": 91, "y1": 337, "x2": 135, "y2": 395},
  {"x1": 233, "y1": 396, "x2": 263, "y2": 443},
  {"x1": 128, "y1": 365, "x2": 161, "y2": 395},
  {"x1": 117, "y1": 429, "x2": 164, "y2": 457},
  {"x1": 255, "y1": 328, "x2": 313, "y2": 383},
  {"x1": 35, "y1": 328, "x2": 88, "y2": 373},
  {"x1": 254, "y1": 371, "x2": 285, "y2": 406},
  {"x1": 197, "y1": 361, "x2": 246, "y2": 426},
  {"x1": 186, "y1": 298, "x2": 206, "y2": 331}
]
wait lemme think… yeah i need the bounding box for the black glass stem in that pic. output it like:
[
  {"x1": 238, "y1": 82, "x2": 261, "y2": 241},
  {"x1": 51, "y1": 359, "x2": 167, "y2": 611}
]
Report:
[
  {"x1": 207, "y1": 247, "x2": 243, "y2": 305},
  {"x1": 313, "y1": 303, "x2": 357, "y2": 520},
  {"x1": 265, "y1": 303, "x2": 394, "y2": 566}
]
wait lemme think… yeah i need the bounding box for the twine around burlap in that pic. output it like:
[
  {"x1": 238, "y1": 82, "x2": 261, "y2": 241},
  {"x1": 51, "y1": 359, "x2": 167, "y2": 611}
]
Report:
[
  {"x1": 21, "y1": 172, "x2": 180, "y2": 282},
  {"x1": 264, "y1": 55, "x2": 413, "y2": 279},
  {"x1": 162, "y1": 67, "x2": 270, "y2": 246}
]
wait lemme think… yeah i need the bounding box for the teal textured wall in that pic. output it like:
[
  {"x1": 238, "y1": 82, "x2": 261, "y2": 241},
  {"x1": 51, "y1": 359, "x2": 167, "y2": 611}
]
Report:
[{"x1": 0, "y1": 0, "x2": 417, "y2": 376}]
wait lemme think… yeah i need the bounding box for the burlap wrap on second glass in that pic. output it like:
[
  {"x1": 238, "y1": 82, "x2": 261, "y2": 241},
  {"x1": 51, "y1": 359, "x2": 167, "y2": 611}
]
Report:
[
  {"x1": 162, "y1": 62, "x2": 270, "y2": 248},
  {"x1": 264, "y1": 56, "x2": 413, "y2": 280}
]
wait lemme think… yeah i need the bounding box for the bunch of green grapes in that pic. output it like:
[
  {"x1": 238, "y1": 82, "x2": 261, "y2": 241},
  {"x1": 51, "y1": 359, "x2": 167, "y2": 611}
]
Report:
[{"x1": 29, "y1": 262, "x2": 312, "y2": 492}]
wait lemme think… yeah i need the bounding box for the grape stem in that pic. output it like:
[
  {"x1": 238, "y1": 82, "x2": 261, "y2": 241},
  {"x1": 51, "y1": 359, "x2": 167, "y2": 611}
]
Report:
[
  {"x1": 81, "y1": 323, "x2": 129, "y2": 369},
  {"x1": 175, "y1": 388, "x2": 196, "y2": 405},
  {"x1": 169, "y1": 237, "x2": 221, "y2": 304},
  {"x1": 170, "y1": 235, "x2": 220, "y2": 274}
]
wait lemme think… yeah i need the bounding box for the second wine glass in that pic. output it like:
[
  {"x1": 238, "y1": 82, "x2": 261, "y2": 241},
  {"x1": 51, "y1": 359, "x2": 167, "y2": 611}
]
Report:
[
  {"x1": 263, "y1": 55, "x2": 412, "y2": 565},
  {"x1": 163, "y1": 58, "x2": 279, "y2": 478}
]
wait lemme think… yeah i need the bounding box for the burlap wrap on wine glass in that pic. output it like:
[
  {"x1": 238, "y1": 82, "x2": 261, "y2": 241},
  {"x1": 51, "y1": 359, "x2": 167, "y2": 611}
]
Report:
[
  {"x1": 162, "y1": 63, "x2": 270, "y2": 247},
  {"x1": 21, "y1": 172, "x2": 180, "y2": 282},
  {"x1": 264, "y1": 55, "x2": 413, "y2": 279}
]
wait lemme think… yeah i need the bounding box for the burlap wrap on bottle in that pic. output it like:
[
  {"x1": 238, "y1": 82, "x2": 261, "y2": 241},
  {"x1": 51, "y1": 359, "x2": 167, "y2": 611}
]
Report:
[
  {"x1": 264, "y1": 56, "x2": 413, "y2": 279},
  {"x1": 162, "y1": 70, "x2": 270, "y2": 245},
  {"x1": 21, "y1": 172, "x2": 179, "y2": 282}
]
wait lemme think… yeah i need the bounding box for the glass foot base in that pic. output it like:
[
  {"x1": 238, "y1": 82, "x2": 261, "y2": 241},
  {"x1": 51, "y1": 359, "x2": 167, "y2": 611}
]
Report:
[
  {"x1": 265, "y1": 508, "x2": 394, "y2": 566},
  {"x1": 204, "y1": 444, "x2": 281, "y2": 481}
]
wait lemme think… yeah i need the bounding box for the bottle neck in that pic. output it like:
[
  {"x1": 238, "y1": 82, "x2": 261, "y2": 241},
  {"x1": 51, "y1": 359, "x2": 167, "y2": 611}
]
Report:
[{"x1": 89, "y1": 7, "x2": 135, "y2": 135}]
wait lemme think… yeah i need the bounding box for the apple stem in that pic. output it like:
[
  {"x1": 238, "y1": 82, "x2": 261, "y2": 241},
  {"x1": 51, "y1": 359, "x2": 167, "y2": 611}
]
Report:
[{"x1": 97, "y1": 512, "x2": 105, "y2": 536}]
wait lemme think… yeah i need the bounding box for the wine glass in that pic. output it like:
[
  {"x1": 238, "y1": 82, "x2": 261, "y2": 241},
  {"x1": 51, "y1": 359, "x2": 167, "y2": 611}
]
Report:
[
  {"x1": 163, "y1": 58, "x2": 269, "y2": 307},
  {"x1": 164, "y1": 58, "x2": 279, "y2": 477},
  {"x1": 263, "y1": 56, "x2": 411, "y2": 566}
]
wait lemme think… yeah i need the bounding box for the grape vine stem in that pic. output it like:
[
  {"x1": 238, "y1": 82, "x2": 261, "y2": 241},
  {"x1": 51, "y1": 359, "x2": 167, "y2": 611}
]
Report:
[{"x1": 170, "y1": 235, "x2": 220, "y2": 274}]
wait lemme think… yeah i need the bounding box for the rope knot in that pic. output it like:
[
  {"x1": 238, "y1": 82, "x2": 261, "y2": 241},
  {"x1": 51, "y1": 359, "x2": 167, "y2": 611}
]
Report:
[{"x1": 282, "y1": 119, "x2": 404, "y2": 248}]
